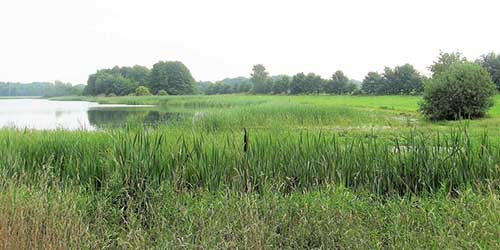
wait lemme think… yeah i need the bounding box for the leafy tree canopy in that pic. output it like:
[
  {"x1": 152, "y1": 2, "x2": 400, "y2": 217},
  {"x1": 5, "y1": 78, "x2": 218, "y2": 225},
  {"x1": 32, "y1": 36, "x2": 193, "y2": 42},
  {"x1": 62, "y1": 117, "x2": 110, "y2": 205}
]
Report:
[
  {"x1": 151, "y1": 61, "x2": 195, "y2": 95},
  {"x1": 429, "y1": 51, "x2": 468, "y2": 76},
  {"x1": 476, "y1": 52, "x2": 500, "y2": 90},
  {"x1": 251, "y1": 64, "x2": 271, "y2": 94}
]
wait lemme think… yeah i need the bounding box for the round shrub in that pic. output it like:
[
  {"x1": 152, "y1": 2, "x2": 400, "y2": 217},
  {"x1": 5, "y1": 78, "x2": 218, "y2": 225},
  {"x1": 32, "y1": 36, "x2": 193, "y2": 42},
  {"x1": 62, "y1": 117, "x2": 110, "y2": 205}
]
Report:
[
  {"x1": 157, "y1": 89, "x2": 168, "y2": 96},
  {"x1": 419, "y1": 63, "x2": 496, "y2": 120},
  {"x1": 107, "y1": 93, "x2": 117, "y2": 97},
  {"x1": 135, "y1": 86, "x2": 152, "y2": 96}
]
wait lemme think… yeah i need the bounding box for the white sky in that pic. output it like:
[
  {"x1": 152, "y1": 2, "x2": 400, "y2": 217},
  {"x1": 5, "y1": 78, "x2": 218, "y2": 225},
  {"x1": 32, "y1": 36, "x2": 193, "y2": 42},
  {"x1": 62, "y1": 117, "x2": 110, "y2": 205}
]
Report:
[{"x1": 1, "y1": 0, "x2": 499, "y2": 84}]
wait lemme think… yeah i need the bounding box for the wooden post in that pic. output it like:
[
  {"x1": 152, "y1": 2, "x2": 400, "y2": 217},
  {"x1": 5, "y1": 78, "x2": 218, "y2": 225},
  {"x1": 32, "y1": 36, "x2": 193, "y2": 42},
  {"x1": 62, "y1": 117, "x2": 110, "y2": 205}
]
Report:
[{"x1": 243, "y1": 128, "x2": 249, "y2": 153}]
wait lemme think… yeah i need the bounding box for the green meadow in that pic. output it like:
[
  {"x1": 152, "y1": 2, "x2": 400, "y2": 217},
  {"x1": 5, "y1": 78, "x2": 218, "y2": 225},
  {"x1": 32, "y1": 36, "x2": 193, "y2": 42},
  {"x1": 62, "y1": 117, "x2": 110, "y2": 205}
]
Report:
[{"x1": 2, "y1": 95, "x2": 500, "y2": 249}]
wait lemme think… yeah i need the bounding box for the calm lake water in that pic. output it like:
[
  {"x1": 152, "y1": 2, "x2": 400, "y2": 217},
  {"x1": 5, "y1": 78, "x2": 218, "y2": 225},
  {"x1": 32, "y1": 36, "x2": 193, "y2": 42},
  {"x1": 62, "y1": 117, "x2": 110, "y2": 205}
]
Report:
[{"x1": 0, "y1": 99, "x2": 178, "y2": 130}]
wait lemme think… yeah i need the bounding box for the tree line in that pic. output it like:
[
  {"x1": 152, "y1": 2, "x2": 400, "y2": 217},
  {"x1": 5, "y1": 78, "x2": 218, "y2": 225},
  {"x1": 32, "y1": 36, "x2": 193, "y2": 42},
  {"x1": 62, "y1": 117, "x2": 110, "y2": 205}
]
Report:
[
  {"x1": 83, "y1": 61, "x2": 196, "y2": 96},
  {"x1": 203, "y1": 64, "x2": 421, "y2": 95},
  {"x1": 202, "y1": 51, "x2": 500, "y2": 95},
  {"x1": 82, "y1": 51, "x2": 500, "y2": 96},
  {"x1": 0, "y1": 81, "x2": 84, "y2": 97}
]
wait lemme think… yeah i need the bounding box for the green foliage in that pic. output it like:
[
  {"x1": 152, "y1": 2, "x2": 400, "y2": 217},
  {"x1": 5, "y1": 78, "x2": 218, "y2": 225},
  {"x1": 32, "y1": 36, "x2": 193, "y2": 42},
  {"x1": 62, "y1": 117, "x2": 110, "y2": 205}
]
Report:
[
  {"x1": 206, "y1": 82, "x2": 233, "y2": 94},
  {"x1": 429, "y1": 51, "x2": 468, "y2": 76},
  {"x1": 124, "y1": 65, "x2": 151, "y2": 86},
  {"x1": 157, "y1": 89, "x2": 168, "y2": 96},
  {"x1": 383, "y1": 64, "x2": 424, "y2": 94},
  {"x1": 362, "y1": 72, "x2": 385, "y2": 94},
  {"x1": 251, "y1": 64, "x2": 271, "y2": 94},
  {"x1": 150, "y1": 61, "x2": 195, "y2": 95},
  {"x1": 205, "y1": 77, "x2": 252, "y2": 95},
  {"x1": 0, "y1": 81, "x2": 83, "y2": 97},
  {"x1": 289, "y1": 73, "x2": 326, "y2": 95},
  {"x1": 135, "y1": 86, "x2": 152, "y2": 96},
  {"x1": 290, "y1": 72, "x2": 307, "y2": 94},
  {"x1": 477, "y1": 52, "x2": 500, "y2": 90},
  {"x1": 85, "y1": 62, "x2": 195, "y2": 96},
  {"x1": 195, "y1": 81, "x2": 212, "y2": 93},
  {"x1": 272, "y1": 75, "x2": 291, "y2": 94},
  {"x1": 84, "y1": 66, "x2": 144, "y2": 96},
  {"x1": 420, "y1": 63, "x2": 496, "y2": 120},
  {"x1": 237, "y1": 81, "x2": 253, "y2": 93},
  {"x1": 361, "y1": 64, "x2": 424, "y2": 95},
  {"x1": 305, "y1": 73, "x2": 324, "y2": 94},
  {"x1": 325, "y1": 70, "x2": 354, "y2": 94},
  {"x1": 219, "y1": 76, "x2": 250, "y2": 86}
]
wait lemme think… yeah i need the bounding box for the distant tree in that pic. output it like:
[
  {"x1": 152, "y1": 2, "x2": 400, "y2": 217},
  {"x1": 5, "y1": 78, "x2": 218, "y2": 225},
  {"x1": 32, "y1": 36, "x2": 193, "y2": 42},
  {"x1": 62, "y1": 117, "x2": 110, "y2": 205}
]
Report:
[
  {"x1": 251, "y1": 64, "x2": 271, "y2": 94},
  {"x1": 290, "y1": 73, "x2": 307, "y2": 94},
  {"x1": 476, "y1": 52, "x2": 500, "y2": 90},
  {"x1": 237, "y1": 81, "x2": 253, "y2": 93},
  {"x1": 69, "y1": 84, "x2": 85, "y2": 96},
  {"x1": 343, "y1": 82, "x2": 358, "y2": 94},
  {"x1": 85, "y1": 71, "x2": 137, "y2": 96},
  {"x1": 218, "y1": 77, "x2": 252, "y2": 94},
  {"x1": 272, "y1": 75, "x2": 291, "y2": 94},
  {"x1": 383, "y1": 64, "x2": 424, "y2": 94},
  {"x1": 195, "y1": 81, "x2": 212, "y2": 94},
  {"x1": 84, "y1": 66, "x2": 148, "y2": 96},
  {"x1": 84, "y1": 73, "x2": 98, "y2": 95},
  {"x1": 381, "y1": 67, "x2": 397, "y2": 94},
  {"x1": 205, "y1": 84, "x2": 216, "y2": 95},
  {"x1": 429, "y1": 51, "x2": 468, "y2": 76},
  {"x1": 361, "y1": 72, "x2": 385, "y2": 95},
  {"x1": 150, "y1": 61, "x2": 196, "y2": 95},
  {"x1": 219, "y1": 77, "x2": 250, "y2": 86},
  {"x1": 0, "y1": 80, "x2": 84, "y2": 97},
  {"x1": 44, "y1": 80, "x2": 73, "y2": 97},
  {"x1": 305, "y1": 73, "x2": 324, "y2": 94},
  {"x1": 120, "y1": 65, "x2": 151, "y2": 86},
  {"x1": 135, "y1": 86, "x2": 152, "y2": 96},
  {"x1": 325, "y1": 70, "x2": 349, "y2": 94}
]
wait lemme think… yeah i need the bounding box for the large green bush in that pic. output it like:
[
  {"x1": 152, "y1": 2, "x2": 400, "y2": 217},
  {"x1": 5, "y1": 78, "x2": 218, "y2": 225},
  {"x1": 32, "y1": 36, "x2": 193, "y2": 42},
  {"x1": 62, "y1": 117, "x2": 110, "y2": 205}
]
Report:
[
  {"x1": 157, "y1": 89, "x2": 168, "y2": 96},
  {"x1": 135, "y1": 86, "x2": 152, "y2": 96},
  {"x1": 420, "y1": 63, "x2": 496, "y2": 120}
]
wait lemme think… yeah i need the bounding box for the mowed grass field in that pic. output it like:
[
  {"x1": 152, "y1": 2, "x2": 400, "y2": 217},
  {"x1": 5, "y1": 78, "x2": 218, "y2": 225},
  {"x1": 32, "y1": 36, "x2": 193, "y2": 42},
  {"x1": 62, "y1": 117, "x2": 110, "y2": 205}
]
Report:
[{"x1": 1, "y1": 95, "x2": 500, "y2": 249}]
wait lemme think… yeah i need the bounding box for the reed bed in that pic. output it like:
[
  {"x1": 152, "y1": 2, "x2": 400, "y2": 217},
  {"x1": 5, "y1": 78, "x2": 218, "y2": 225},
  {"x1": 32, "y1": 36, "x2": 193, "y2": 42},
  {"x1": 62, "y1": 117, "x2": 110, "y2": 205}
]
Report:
[{"x1": 0, "y1": 127, "x2": 498, "y2": 196}]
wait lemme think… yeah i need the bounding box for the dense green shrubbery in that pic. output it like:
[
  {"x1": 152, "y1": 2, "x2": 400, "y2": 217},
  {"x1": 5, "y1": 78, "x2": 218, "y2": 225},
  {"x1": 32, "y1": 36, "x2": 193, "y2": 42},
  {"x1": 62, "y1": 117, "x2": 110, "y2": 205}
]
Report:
[
  {"x1": 135, "y1": 86, "x2": 152, "y2": 96},
  {"x1": 157, "y1": 89, "x2": 168, "y2": 96},
  {"x1": 420, "y1": 63, "x2": 496, "y2": 120}
]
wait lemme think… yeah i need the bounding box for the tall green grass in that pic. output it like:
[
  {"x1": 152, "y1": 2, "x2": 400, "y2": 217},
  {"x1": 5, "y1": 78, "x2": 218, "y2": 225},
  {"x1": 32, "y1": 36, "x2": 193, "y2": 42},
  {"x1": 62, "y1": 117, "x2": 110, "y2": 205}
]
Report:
[
  {"x1": 1, "y1": 127, "x2": 498, "y2": 195},
  {"x1": 1, "y1": 182, "x2": 499, "y2": 249}
]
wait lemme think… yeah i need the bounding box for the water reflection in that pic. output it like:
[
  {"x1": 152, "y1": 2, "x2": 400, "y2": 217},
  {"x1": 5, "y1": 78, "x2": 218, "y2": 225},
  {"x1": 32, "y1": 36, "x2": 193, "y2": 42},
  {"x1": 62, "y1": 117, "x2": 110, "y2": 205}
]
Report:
[
  {"x1": 0, "y1": 99, "x2": 182, "y2": 130},
  {"x1": 87, "y1": 108, "x2": 184, "y2": 128}
]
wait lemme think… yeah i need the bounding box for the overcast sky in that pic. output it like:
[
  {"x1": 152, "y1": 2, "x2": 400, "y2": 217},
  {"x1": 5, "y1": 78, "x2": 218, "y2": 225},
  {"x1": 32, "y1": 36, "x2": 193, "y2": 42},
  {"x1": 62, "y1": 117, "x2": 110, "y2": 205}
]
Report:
[{"x1": 1, "y1": 0, "x2": 499, "y2": 84}]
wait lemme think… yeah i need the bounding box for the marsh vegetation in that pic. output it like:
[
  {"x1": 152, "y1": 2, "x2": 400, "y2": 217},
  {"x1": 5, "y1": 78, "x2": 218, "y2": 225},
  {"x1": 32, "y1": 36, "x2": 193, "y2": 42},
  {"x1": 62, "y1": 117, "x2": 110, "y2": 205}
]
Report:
[{"x1": 0, "y1": 95, "x2": 500, "y2": 249}]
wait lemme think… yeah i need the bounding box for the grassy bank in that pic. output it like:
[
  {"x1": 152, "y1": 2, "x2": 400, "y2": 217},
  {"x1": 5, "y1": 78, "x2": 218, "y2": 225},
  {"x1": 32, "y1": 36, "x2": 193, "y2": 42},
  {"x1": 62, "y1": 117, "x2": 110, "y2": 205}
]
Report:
[
  {"x1": 1, "y1": 183, "x2": 498, "y2": 249},
  {"x1": 2, "y1": 95, "x2": 500, "y2": 249}
]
